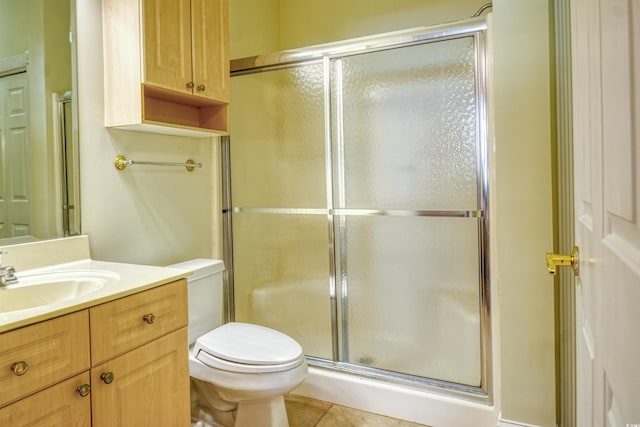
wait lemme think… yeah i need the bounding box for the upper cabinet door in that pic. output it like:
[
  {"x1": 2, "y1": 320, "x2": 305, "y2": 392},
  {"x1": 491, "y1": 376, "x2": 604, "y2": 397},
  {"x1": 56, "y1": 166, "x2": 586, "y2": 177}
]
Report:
[
  {"x1": 191, "y1": 0, "x2": 230, "y2": 103},
  {"x1": 143, "y1": 0, "x2": 193, "y2": 95}
]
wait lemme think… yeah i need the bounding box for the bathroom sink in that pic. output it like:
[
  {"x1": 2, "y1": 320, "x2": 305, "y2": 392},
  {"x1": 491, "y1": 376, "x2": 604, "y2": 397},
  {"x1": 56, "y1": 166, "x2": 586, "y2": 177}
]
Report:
[{"x1": 0, "y1": 270, "x2": 120, "y2": 313}]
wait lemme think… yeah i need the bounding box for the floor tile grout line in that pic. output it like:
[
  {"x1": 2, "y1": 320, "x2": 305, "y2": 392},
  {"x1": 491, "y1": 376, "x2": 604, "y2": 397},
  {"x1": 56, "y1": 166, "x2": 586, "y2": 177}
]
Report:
[{"x1": 312, "y1": 403, "x2": 334, "y2": 427}]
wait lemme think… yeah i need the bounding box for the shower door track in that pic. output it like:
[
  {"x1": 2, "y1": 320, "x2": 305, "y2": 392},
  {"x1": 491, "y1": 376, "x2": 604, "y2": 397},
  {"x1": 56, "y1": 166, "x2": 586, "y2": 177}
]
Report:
[{"x1": 223, "y1": 16, "x2": 492, "y2": 405}]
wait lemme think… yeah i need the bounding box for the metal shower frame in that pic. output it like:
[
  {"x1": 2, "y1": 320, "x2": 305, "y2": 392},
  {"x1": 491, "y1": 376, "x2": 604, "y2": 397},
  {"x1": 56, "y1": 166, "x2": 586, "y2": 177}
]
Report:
[{"x1": 221, "y1": 16, "x2": 493, "y2": 404}]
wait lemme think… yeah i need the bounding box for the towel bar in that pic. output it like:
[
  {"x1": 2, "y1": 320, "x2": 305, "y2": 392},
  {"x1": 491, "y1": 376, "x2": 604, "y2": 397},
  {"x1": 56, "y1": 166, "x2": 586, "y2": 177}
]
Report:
[{"x1": 114, "y1": 155, "x2": 202, "y2": 172}]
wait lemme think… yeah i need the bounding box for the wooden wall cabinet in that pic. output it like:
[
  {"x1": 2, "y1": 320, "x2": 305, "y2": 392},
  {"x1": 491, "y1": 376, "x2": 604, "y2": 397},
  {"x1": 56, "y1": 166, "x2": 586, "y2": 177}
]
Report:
[
  {"x1": 0, "y1": 280, "x2": 190, "y2": 426},
  {"x1": 103, "y1": 0, "x2": 229, "y2": 137}
]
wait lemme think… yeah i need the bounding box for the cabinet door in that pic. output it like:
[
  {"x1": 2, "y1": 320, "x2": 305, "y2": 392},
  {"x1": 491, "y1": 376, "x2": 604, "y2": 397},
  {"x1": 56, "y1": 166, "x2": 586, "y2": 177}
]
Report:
[
  {"x1": 192, "y1": 0, "x2": 230, "y2": 102},
  {"x1": 91, "y1": 328, "x2": 190, "y2": 427},
  {"x1": 0, "y1": 372, "x2": 91, "y2": 426},
  {"x1": 143, "y1": 0, "x2": 193, "y2": 94}
]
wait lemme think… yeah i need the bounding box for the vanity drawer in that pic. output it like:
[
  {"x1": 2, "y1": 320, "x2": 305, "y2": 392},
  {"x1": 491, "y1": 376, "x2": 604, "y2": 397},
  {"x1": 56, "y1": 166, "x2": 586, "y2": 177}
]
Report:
[
  {"x1": 0, "y1": 311, "x2": 90, "y2": 408},
  {"x1": 90, "y1": 279, "x2": 188, "y2": 365}
]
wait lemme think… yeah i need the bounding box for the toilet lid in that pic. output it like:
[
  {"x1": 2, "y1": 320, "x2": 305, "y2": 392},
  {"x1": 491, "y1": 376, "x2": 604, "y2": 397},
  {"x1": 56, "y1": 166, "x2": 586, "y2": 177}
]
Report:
[{"x1": 194, "y1": 322, "x2": 303, "y2": 366}]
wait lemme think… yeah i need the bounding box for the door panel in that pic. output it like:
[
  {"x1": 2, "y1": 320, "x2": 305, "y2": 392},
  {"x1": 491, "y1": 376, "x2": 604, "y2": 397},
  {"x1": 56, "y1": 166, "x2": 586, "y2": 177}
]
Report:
[
  {"x1": 332, "y1": 37, "x2": 484, "y2": 386},
  {"x1": 339, "y1": 215, "x2": 481, "y2": 385},
  {"x1": 230, "y1": 63, "x2": 332, "y2": 360},
  {"x1": 333, "y1": 38, "x2": 480, "y2": 212},
  {"x1": 0, "y1": 73, "x2": 31, "y2": 238},
  {"x1": 571, "y1": 0, "x2": 640, "y2": 423},
  {"x1": 143, "y1": 0, "x2": 192, "y2": 93},
  {"x1": 192, "y1": 0, "x2": 229, "y2": 102}
]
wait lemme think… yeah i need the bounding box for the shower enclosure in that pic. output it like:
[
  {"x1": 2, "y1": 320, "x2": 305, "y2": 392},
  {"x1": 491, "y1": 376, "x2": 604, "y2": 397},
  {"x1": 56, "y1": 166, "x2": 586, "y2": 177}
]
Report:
[{"x1": 223, "y1": 18, "x2": 491, "y2": 400}]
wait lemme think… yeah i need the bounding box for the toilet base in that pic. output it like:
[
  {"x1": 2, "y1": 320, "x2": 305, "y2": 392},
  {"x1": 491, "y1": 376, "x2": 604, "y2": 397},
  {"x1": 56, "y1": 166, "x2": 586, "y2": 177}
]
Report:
[{"x1": 234, "y1": 395, "x2": 289, "y2": 427}]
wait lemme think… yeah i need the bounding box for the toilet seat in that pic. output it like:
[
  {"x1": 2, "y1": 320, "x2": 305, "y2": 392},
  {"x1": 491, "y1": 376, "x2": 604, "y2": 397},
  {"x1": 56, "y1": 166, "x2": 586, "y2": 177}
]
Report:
[{"x1": 194, "y1": 322, "x2": 305, "y2": 374}]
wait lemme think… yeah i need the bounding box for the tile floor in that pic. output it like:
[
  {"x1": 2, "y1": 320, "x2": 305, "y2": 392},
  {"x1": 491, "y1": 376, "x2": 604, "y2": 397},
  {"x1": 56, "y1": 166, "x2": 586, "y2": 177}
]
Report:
[{"x1": 284, "y1": 394, "x2": 430, "y2": 427}]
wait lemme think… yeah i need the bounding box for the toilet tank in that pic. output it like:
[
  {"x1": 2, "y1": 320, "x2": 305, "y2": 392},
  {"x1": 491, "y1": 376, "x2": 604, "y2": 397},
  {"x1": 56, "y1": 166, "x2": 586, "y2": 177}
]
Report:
[{"x1": 168, "y1": 259, "x2": 225, "y2": 346}]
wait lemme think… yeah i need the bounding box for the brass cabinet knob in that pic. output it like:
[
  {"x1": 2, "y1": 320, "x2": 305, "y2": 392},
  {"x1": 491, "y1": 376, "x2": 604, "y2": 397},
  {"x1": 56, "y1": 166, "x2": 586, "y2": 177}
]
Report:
[
  {"x1": 546, "y1": 246, "x2": 579, "y2": 276},
  {"x1": 143, "y1": 313, "x2": 156, "y2": 324},
  {"x1": 197, "y1": 84, "x2": 205, "y2": 91},
  {"x1": 76, "y1": 383, "x2": 91, "y2": 397},
  {"x1": 101, "y1": 372, "x2": 115, "y2": 384},
  {"x1": 10, "y1": 361, "x2": 29, "y2": 376},
  {"x1": 186, "y1": 81, "x2": 195, "y2": 89}
]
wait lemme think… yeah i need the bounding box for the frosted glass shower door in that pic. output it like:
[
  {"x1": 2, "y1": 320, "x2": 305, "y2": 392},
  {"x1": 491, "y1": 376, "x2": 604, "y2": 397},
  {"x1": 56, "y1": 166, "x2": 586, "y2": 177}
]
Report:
[
  {"x1": 228, "y1": 27, "x2": 490, "y2": 391},
  {"x1": 230, "y1": 64, "x2": 334, "y2": 360},
  {"x1": 331, "y1": 37, "x2": 485, "y2": 386}
]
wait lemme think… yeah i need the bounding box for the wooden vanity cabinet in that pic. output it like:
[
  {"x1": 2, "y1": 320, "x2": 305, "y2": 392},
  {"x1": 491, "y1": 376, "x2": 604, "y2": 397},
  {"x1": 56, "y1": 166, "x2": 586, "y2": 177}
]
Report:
[
  {"x1": 103, "y1": 0, "x2": 229, "y2": 136},
  {"x1": 89, "y1": 279, "x2": 190, "y2": 426},
  {"x1": 0, "y1": 279, "x2": 190, "y2": 426}
]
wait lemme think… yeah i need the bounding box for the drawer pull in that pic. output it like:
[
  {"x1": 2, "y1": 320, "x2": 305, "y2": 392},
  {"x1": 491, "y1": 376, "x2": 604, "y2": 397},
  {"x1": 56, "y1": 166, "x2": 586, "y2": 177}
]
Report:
[
  {"x1": 10, "y1": 361, "x2": 29, "y2": 376},
  {"x1": 197, "y1": 84, "x2": 206, "y2": 91},
  {"x1": 143, "y1": 313, "x2": 156, "y2": 324},
  {"x1": 101, "y1": 371, "x2": 115, "y2": 384},
  {"x1": 76, "y1": 383, "x2": 91, "y2": 397},
  {"x1": 186, "y1": 81, "x2": 195, "y2": 89}
]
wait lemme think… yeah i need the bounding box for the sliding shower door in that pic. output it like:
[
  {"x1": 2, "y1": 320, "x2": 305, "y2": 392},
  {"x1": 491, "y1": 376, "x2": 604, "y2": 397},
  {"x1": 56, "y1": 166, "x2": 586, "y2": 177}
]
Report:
[
  {"x1": 331, "y1": 37, "x2": 484, "y2": 386},
  {"x1": 229, "y1": 64, "x2": 334, "y2": 360},
  {"x1": 227, "y1": 21, "x2": 489, "y2": 395}
]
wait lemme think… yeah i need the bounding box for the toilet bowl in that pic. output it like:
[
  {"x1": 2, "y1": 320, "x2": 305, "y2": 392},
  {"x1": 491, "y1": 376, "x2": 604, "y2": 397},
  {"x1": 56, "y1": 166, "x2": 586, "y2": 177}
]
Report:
[{"x1": 169, "y1": 259, "x2": 307, "y2": 427}]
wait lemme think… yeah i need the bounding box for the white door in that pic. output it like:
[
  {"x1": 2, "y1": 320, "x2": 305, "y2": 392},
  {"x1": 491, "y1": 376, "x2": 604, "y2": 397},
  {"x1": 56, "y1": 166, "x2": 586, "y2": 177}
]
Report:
[
  {"x1": 571, "y1": 0, "x2": 640, "y2": 424},
  {"x1": 0, "y1": 73, "x2": 31, "y2": 238}
]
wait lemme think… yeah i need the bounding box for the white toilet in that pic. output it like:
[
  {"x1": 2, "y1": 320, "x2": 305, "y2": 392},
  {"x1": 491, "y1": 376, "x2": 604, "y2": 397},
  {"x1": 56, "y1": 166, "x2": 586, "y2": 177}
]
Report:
[{"x1": 169, "y1": 259, "x2": 308, "y2": 427}]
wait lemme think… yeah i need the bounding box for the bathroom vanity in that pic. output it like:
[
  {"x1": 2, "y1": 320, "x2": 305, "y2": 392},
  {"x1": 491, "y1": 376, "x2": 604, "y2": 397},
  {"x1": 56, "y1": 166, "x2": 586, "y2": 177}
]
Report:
[{"x1": 0, "y1": 237, "x2": 191, "y2": 426}]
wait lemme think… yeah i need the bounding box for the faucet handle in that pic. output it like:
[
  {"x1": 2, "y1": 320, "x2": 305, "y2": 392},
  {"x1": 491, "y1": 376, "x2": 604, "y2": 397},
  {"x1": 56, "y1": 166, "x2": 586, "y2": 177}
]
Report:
[{"x1": 0, "y1": 265, "x2": 18, "y2": 285}]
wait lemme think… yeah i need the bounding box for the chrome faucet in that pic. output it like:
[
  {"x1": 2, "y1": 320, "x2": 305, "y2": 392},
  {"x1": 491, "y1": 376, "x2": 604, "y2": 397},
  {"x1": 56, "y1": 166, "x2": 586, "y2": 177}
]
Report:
[{"x1": 0, "y1": 251, "x2": 18, "y2": 286}]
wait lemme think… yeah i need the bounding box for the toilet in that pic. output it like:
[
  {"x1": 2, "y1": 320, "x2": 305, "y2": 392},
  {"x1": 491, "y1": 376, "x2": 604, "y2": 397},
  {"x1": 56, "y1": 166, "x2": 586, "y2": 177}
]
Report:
[{"x1": 169, "y1": 259, "x2": 308, "y2": 427}]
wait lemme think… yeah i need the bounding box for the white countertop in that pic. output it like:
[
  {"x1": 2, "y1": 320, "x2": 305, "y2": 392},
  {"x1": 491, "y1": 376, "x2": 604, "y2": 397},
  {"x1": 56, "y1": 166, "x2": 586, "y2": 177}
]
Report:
[
  {"x1": 0, "y1": 236, "x2": 191, "y2": 333},
  {"x1": 0, "y1": 259, "x2": 189, "y2": 333}
]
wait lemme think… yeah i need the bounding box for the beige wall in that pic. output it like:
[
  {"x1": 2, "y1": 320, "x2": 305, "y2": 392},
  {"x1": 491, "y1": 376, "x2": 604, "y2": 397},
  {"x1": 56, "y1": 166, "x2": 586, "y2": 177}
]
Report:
[
  {"x1": 74, "y1": 0, "x2": 557, "y2": 424},
  {"x1": 230, "y1": 0, "x2": 486, "y2": 59},
  {"x1": 493, "y1": 1, "x2": 556, "y2": 424},
  {"x1": 229, "y1": 0, "x2": 279, "y2": 59},
  {"x1": 278, "y1": 0, "x2": 485, "y2": 51},
  {"x1": 76, "y1": 0, "x2": 220, "y2": 265},
  {"x1": 230, "y1": 1, "x2": 557, "y2": 426}
]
